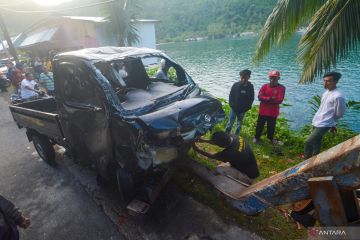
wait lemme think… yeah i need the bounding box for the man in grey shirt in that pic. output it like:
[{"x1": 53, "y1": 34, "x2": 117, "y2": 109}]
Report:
[{"x1": 304, "y1": 71, "x2": 346, "y2": 159}]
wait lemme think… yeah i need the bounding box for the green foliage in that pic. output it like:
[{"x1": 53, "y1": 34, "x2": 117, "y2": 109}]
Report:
[
  {"x1": 138, "y1": 0, "x2": 277, "y2": 42},
  {"x1": 102, "y1": 0, "x2": 140, "y2": 46},
  {"x1": 346, "y1": 100, "x2": 360, "y2": 110},
  {"x1": 174, "y1": 98, "x2": 356, "y2": 238},
  {"x1": 146, "y1": 67, "x2": 158, "y2": 78},
  {"x1": 308, "y1": 95, "x2": 322, "y2": 113},
  {"x1": 146, "y1": 65, "x2": 177, "y2": 80},
  {"x1": 197, "y1": 98, "x2": 357, "y2": 180},
  {"x1": 173, "y1": 168, "x2": 307, "y2": 240},
  {"x1": 309, "y1": 95, "x2": 360, "y2": 126},
  {"x1": 254, "y1": 0, "x2": 360, "y2": 83}
]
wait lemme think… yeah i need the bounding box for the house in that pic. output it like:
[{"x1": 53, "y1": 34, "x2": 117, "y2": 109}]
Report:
[
  {"x1": 96, "y1": 18, "x2": 159, "y2": 50},
  {"x1": 8, "y1": 16, "x2": 103, "y2": 57},
  {"x1": 131, "y1": 19, "x2": 159, "y2": 49}
]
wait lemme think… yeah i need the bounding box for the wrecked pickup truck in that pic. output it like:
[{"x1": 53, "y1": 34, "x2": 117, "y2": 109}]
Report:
[{"x1": 9, "y1": 47, "x2": 224, "y2": 211}]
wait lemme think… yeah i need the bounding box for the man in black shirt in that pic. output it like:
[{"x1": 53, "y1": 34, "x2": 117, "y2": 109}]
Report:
[
  {"x1": 192, "y1": 131, "x2": 259, "y2": 180},
  {"x1": 226, "y1": 69, "x2": 254, "y2": 135}
]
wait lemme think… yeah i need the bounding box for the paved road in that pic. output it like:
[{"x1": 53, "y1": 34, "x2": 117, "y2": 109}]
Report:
[
  {"x1": 0, "y1": 94, "x2": 123, "y2": 239},
  {"x1": 0, "y1": 93, "x2": 262, "y2": 240}
]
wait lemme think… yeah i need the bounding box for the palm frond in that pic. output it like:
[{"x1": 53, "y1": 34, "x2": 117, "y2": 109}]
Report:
[
  {"x1": 253, "y1": 0, "x2": 325, "y2": 63},
  {"x1": 102, "y1": 0, "x2": 140, "y2": 46},
  {"x1": 346, "y1": 100, "x2": 360, "y2": 110},
  {"x1": 308, "y1": 95, "x2": 321, "y2": 113},
  {"x1": 298, "y1": 0, "x2": 360, "y2": 83}
]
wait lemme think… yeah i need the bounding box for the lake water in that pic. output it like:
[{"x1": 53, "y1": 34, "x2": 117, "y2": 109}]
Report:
[{"x1": 158, "y1": 34, "x2": 360, "y2": 132}]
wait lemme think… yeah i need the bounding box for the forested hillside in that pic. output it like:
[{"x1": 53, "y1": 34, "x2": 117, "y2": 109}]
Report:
[
  {"x1": 1, "y1": 0, "x2": 276, "y2": 43},
  {"x1": 138, "y1": 0, "x2": 276, "y2": 42}
]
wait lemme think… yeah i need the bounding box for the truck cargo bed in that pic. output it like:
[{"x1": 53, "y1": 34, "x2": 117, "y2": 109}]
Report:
[{"x1": 9, "y1": 98, "x2": 64, "y2": 140}]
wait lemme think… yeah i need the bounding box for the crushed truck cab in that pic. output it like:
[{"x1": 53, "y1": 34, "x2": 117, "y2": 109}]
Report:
[{"x1": 9, "y1": 47, "x2": 225, "y2": 209}]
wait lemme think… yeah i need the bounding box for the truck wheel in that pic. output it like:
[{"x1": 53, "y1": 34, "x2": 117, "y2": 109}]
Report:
[{"x1": 32, "y1": 135, "x2": 56, "y2": 165}]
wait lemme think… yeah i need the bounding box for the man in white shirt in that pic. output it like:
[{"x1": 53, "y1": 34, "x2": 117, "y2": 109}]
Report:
[
  {"x1": 304, "y1": 71, "x2": 346, "y2": 159},
  {"x1": 112, "y1": 62, "x2": 127, "y2": 87},
  {"x1": 156, "y1": 59, "x2": 169, "y2": 80},
  {"x1": 20, "y1": 73, "x2": 40, "y2": 100}
]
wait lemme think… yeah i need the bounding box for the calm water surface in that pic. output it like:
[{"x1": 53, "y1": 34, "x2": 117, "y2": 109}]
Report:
[{"x1": 158, "y1": 34, "x2": 360, "y2": 132}]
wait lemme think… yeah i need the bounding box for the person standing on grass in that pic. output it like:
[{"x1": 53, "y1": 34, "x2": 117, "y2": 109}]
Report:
[
  {"x1": 253, "y1": 70, "x2": 285, "y2": 144},
  {"x1": 304, "y1": 71, "x2": 346, "y2": 159},
  {"x1": 225, "y1": 69, "x2": 254, "y2": 135}
]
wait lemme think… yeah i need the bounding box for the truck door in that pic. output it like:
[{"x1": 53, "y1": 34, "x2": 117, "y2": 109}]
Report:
[{"x1": 55, "y1": 60, "x2": 112, "y2": 173}]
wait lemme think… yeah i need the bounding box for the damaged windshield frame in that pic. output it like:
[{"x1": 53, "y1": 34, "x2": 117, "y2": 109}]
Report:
[{"x1": 93, "y1": 55, "x2": 196, "y2": 114}]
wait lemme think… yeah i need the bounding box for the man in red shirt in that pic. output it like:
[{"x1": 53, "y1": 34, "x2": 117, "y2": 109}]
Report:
[{"x1": 253, "y1": 70, "x2": 286, "y2": 144}]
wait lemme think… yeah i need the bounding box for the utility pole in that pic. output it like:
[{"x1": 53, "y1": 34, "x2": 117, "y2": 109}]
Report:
[{"x1": 0, "y1": 13, "x2": 19, "y2": 62}]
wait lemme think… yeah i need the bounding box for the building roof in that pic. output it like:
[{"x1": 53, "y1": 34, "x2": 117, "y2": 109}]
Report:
[
  {"x1": 132, "y1": 19, "x2": 160, "y2": 23},
  {"x1": 62, "y1": 16, "x2": 106, "y2": 22},
  {"x1": 0, "y1": 34, "x2": 21, "y2": 52},
  {"x1": 55, "y1": 46, "x2": 162, "y2": 61},
  {"x1": 3, "y1": 16, "x2": 159, "y2": 52},
  {"x1": 18, "y1": 27, "x2": 58, "y2": 48}
]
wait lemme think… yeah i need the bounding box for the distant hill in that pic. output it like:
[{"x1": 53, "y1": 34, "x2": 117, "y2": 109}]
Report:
[
  {"x1": 138, "y1": 0, "x2": 277, "y2": 42},
  {"x1": 1, "y1": 0, "x2": 276, "y2": 43}
]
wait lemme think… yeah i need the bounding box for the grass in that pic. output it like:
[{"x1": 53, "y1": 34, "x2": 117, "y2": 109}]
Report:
[{"x1": 173, "y1": 99, "x2": 357, "y2": 240}]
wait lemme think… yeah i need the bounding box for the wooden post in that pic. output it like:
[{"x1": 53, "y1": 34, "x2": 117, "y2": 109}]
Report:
[
  {"x1": 308, "y1": 176, "x2": 348, "y2": 226},
  {"x1": 340, "y1": 190, "x2": 360, "y2": 223}
]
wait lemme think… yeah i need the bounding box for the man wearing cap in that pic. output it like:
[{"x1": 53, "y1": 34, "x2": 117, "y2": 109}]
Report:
[
  {"x1": 253, "y1": 70, "x2": 285, "y2": 144},
  {"x1": 226, "y1": 69, "x2": 254, "y2": 135},
  {"x1": 304, "y1": 71, "x2": 346, "y2": 159}
]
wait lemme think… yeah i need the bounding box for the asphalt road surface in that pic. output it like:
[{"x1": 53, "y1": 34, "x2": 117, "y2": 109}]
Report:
[{"x1": 0, "y1": 93, "x2": 261, "y2": 240}]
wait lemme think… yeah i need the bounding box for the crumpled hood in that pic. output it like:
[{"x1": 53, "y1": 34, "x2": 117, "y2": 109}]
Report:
[{"x1": 137, "y1": 96, "x2": 224, "y2": 137}]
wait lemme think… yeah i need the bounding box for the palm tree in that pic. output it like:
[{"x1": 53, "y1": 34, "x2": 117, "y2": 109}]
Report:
[
  {"x1": 103, "y1": 0, "x2": 140, "y2": 46},
  {"x1": 253, "y1": 0, "x2": 360, "y2": 83}
]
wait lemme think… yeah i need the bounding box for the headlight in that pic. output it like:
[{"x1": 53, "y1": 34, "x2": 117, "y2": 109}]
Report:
[
  {"x1": 153, "y1": 147, "x2": 178, "y2": 165},
  {"x1": 155, "y1": 130, "x2": 171, "y2": 139}
]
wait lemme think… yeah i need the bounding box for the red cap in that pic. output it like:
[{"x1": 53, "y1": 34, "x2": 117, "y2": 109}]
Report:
[{"x1": 268, "y1": 70, "x2": 280, "y2": 77}]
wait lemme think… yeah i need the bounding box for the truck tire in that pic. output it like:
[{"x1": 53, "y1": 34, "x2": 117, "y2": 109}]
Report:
[{"x1": 32, "y1": 134, "x2": 56, "y2": 165}]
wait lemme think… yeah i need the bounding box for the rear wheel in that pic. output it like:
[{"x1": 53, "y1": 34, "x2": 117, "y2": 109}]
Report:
[{"x1": 32, "y1": 134, "x2": 56, "y2": 165}]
